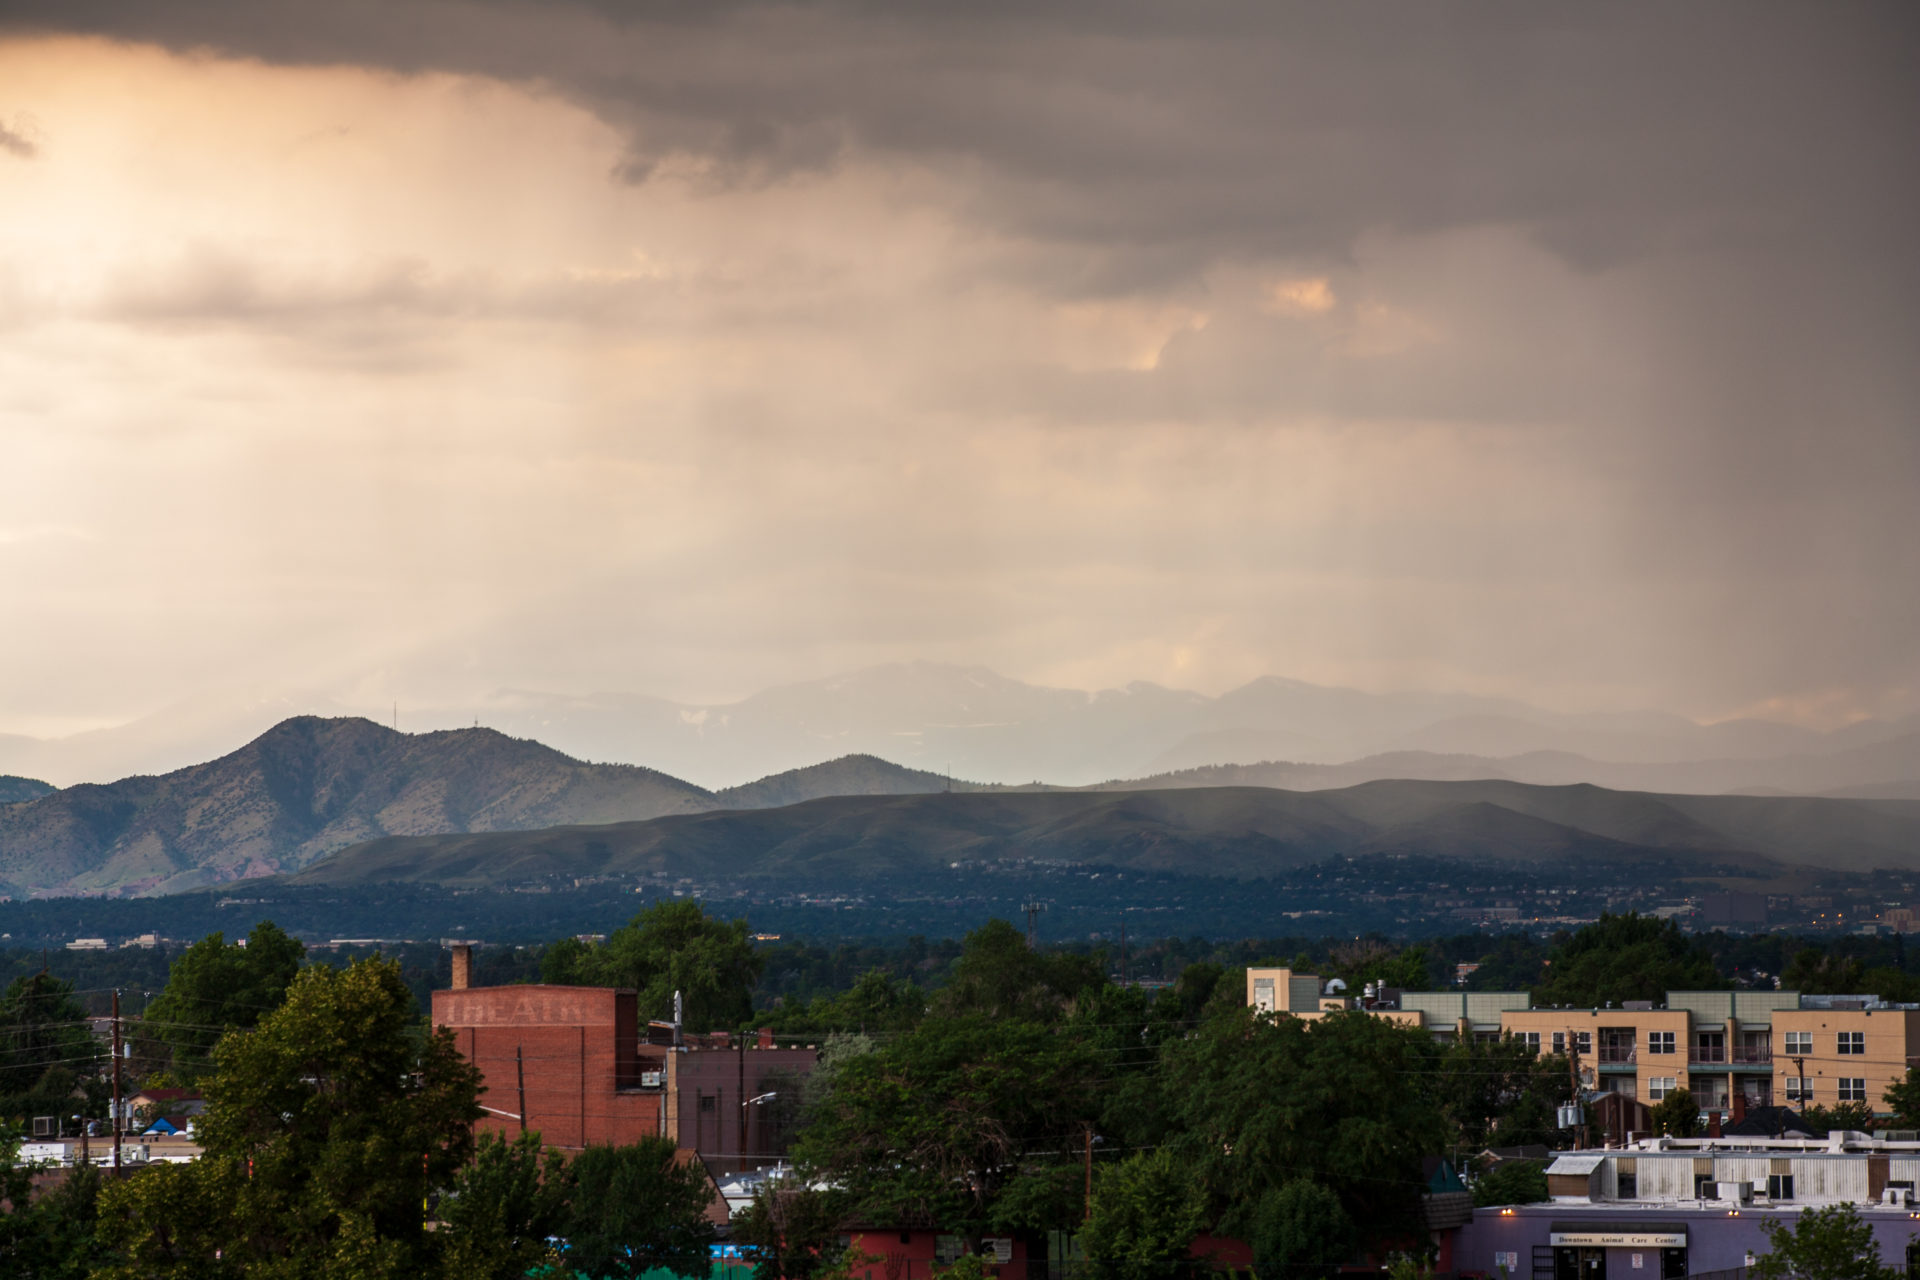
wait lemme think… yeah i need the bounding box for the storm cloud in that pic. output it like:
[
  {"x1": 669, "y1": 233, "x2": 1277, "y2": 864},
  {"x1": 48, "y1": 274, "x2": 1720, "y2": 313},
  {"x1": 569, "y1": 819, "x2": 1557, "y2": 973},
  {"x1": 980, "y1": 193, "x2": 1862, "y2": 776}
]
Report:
[{"x1": 0, "y1": 3, "x2": 1916, "y2": 753}]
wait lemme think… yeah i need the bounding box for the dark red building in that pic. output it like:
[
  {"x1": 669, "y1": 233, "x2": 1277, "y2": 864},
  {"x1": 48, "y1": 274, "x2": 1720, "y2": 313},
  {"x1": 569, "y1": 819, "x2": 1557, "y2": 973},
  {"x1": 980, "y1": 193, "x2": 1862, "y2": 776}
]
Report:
[{"x1": 430, "y1": 945, "x2": 815, "y2": 1172}]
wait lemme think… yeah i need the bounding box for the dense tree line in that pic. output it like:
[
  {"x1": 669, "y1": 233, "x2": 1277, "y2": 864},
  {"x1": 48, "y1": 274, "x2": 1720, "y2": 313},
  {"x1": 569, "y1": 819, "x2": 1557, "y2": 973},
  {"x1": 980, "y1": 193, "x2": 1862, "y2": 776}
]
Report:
[{"x1": 6, "y1": 907, "x2": 1920, "y2": 1275}]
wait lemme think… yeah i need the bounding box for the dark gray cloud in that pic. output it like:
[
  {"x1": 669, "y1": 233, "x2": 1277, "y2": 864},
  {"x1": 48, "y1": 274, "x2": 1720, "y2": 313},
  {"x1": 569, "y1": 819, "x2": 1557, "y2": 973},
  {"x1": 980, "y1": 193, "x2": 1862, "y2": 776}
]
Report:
[{"x1": 9, "y1": 3, "x2": 1916, "y2": 280}]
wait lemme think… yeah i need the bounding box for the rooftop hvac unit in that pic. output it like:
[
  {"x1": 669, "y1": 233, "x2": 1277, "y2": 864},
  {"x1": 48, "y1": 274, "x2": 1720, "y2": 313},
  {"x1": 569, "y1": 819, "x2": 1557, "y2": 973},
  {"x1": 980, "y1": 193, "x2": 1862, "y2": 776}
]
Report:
[
  {"x1": 31, "y1": 1116, "x2": 55, "y2": 1139},
  {"x1": 1716, "y1": 1182, "x2": 1753, "y2": 1204},
  {"x1": 1883, "y1": 1187, "x2": 1914, "y2": 1206},
  {"x1": 640, "y1": 1071, "x2": 664, "y2": 1088}
]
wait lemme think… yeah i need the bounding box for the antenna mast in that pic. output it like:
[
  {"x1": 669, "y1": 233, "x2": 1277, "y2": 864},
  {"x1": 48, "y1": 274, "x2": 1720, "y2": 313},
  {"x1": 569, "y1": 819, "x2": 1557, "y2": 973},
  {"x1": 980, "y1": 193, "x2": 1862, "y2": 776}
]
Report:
[{"x1": 1021, "y1": 901, "x2": 1047, "y2": 949}]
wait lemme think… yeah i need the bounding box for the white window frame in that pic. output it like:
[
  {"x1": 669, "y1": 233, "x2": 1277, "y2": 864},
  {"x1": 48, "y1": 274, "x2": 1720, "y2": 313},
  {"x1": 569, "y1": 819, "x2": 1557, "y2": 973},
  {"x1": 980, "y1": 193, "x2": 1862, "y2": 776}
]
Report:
[
  {"x1": 1839, "y1": 1077, "x2": 1867, "y2": 1102},
  {"x1": 1838, "y1": 1031, "x2": 1865, "y2": 1056},
  {"x1": 1648, "y1": 1076, "x2": 1677, "y2": 1101},
  {"x1": 1648, "y1": 1031, "x2": 1675, "y2": 1055},
  {"x1": 1785, "y1": 1031, "x2": 1812, "y2": 1055},
  {"x1": 1785, "y1": 1076, "x2": 1812, "y2": 1100},
  {"x1": 1520, "y1": 1031, "x2": 1541, "y2": 1052}
]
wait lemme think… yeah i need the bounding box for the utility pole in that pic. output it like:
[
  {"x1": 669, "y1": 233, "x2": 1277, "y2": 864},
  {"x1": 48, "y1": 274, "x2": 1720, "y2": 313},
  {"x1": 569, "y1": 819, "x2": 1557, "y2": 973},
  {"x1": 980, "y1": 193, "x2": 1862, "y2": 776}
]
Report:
[
  {"x1": 1568, "y1": 1029, "x2": 1583, "y2": 1150},
  {"x1": 516, "y1": 1044, "x2": 527, "y2": 1136},
  {"x1": 111, "y1": 990, "x2": 123, "y2": 1176},
  {"x1": 738, "y1": 1033, "x2": 748, "y2": 1174},
  {"x1": 1083, "y1": 1125, "x2": 1093, "y2": 1221}
]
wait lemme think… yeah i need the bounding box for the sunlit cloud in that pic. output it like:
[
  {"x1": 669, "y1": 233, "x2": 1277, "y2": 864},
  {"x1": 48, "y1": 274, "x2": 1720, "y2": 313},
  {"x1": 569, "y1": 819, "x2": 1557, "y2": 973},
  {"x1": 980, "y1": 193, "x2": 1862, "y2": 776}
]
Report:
[{"x1": 1265, "y1": 277, "x2": 1337, "y2": 315}]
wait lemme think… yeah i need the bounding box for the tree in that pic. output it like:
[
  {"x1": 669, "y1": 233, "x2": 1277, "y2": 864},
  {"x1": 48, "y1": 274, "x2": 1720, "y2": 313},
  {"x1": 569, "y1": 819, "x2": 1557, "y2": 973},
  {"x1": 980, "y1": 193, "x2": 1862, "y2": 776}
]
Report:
[
  {"x1": 1081, "y1": 1149, "x2": 1207, "y2": 1280},
  {"x1": 561, "y1": 1137, "x2": 719, "y2": 1280},
  {"x1": 1535, "y1": 913, "x2": 1723, "y2": 1006},
  {"x1": 795, "y1": 1013, "x2": 1100, "y2": 1251},
  {"x1": 732, "y1": 1181, "x2": 854, "y2": 1280},
  {"x1": 1469, "y1": 1160, "x2": 1548, "y2": 1208},
  {"x1": 436, "y1": 1131, "x2": 570, "y2": 1280},
  {"x1": 89, "y1": 1160, "x2": 242, "y2": 1280},
  {"x1": 553, "y1": 901, "x2": 762, "y2": 1031},
  {"x1": 1162, "y1": 1009, "x2": 1444, "y2": 1251},
  {"x1": 0, "y1": 1123, "x2": 105, "y2": 1279},
  {"x1": 99, "y1": 956, "x2": 484, "y2": 1277},
  {"x1": 1782, "y1": 950, "x2": 1868, "y2": 996},
  {"x1": 1883, "y1": 1066, "x2": 1920, "y2": 1129},
  {"x1": 1802, "y1": 1102, "x2": 1876, "y2": 1135},
  {"x1": 771, "y1": 969, "x2": 926, "y2": 1035},
  {"x1": 933, "y1": 919, "x2": 1105, "y2": 1023},
  {"x1": 1432, "y1": 1035, "x2": 1572, "y2": 1152},
  {"x1": 141, "y1": 921, "x2": 306, "y2": 1072},
  {"x1": 1752, "y1": 1204, "x2": 1897, "y2": 1280},
  {"x1": 1247, "y1": 1180, "x2": 1354, "y2": 1279},
  {"x1": 1325, "y1": 941, "x2": 1432, "y2": 992},
  {"x1": 1649, "y1": 1087, "x2": 1699, "y2": 1137},
  {"x1": 0, "y1": 971, "x2": 100, "y2": 1105}
]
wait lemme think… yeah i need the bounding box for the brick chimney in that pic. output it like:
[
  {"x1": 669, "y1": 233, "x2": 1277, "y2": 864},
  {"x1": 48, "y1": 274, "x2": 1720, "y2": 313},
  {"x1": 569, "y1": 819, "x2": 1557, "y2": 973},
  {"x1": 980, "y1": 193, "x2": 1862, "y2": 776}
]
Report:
[
  {"x1": 1708, "y1": 1109, "x2": 1722, "y2": 1138},
  {"x1": 1732, "y1": 1093, "x2": 1747, "y2": 1125},
  {"x1": 757, "y1": 1027, "x2": 774, "y2": 1049},
  {"x1": 450, "y1": 943, "x2": 472, "y2": 991}
]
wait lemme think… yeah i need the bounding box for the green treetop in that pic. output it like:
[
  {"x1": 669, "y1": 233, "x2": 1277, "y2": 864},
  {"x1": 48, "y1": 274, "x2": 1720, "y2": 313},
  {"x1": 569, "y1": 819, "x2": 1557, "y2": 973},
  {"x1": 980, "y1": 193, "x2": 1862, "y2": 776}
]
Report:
[
  {"x1": 1534, "y1": 912, "x2": 1722, "y2": 1006},
  {"x1": 0, "y1": 970, "x2": 99, "y2": 1104},
  {"x1": 794, "y1": 1012, "x2": 1101, "y2": 1251},
  {"x1": 94, "y1": 955, "x2": 483, "y2": 1279},
  {"x1": 140, "y1": 920, "x2": 305, "y2": 1073},
  {"x1": 1753, "y1": 1204, "x2": 1897, "y2": 1280},
  {"x1": 542, "y1": 900, "x2": 762, "y2": 1031},
  {"x1": 1161, "y1": 1007, "x2": 1445, "y2": 1255}
]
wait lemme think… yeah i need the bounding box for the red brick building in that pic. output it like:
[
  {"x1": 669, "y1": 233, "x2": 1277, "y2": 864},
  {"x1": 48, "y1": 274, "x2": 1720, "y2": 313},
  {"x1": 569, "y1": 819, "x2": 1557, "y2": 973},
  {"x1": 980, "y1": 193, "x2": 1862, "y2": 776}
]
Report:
[{"x1": 430, "y1": 945, "x2": 817, "y2": 1172}]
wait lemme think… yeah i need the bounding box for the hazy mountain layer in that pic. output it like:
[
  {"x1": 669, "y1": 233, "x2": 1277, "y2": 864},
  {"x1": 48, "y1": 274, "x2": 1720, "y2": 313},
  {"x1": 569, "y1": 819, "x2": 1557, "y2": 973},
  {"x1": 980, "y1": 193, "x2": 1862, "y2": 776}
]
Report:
[
  {"x1": 8, "y1": 663, "x2": 1914, "y2": 791},
  {"x1": 1113, "y1": 736, "x2": 1920, "y2": 799},
  {"x1": 290, "y1": 780, "x2": 1920, "y2": 889}
]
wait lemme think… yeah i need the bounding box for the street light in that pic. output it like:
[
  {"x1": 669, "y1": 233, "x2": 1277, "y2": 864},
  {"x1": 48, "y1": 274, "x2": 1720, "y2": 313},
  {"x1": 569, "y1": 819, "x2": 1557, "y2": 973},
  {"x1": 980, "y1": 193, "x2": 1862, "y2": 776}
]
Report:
[{"x1": 742, "y1": 1092, "x2": 778, "y2": 1108}]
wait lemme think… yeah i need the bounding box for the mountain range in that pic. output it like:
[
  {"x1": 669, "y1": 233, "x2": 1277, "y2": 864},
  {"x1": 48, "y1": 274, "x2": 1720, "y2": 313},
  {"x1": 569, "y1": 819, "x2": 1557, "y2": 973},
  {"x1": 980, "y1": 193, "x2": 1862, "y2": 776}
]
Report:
[
  {"x1": 0, "y1": 717, "x2": 984, "y2": 897},
  {"x1": 3, "y1": 711, "x2": 1919, "y2": 898},
  {"x1": 5, "y1": 663, "x2": 1917, "y2": 793},
  {"x1": 289, "y1": 780, "x2": 1920, "y2": 890}
]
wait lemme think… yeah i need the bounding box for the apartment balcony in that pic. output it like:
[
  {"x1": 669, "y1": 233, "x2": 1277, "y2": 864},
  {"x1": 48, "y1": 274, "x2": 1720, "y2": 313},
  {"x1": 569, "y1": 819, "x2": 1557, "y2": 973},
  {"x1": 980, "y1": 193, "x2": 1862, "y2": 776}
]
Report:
[
  {"x1": 1729, "y1": 1046, "x2": 1773, "y2": 1072},
  {"x1": 1689, "y1": 1046, "x2": 1727, "y2": 1066},
  {"x1": 1596, "y1": 1045, "x2": 1637, "y2": 1072}
]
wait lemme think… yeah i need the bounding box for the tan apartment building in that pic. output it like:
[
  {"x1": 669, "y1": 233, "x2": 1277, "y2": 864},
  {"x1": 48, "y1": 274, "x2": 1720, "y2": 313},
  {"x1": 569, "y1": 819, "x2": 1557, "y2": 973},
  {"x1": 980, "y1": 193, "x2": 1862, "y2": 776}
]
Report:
[{"x1": 1246, "y1": 968, "x2": 1920, "y2": 1118}]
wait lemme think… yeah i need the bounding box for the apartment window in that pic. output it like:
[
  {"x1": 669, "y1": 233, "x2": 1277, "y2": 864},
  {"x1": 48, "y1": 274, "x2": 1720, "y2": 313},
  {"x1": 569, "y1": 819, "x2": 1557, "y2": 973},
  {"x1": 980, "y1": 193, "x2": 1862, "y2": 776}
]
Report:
[
  {"x1": 1520, "y1": 1031, "x2": 1541, "y2": 1052},
  {"x1": 1648, "y1": 1076, "x2": 1678, "y2": 1101},
  {"x1": 1694, "y1": 1030, "x2": 1726, "y2": 1062},
  {"x1": 1252, "y1": 978, "x2": 1275, "y2": 1013},
  {"x1": 1785, "y1": 1077, "x2": 1812, "y2": 1101},
  {"x1": 1785, "y1": 1031, "x2": 1812, "y2": 1055},
  {"x1": 1839, "y1": 1078, "x2": 1867, "y2": 1102},
  {"x1": 698, "y1": 1094, "x2": 716, "y2": 1114},
  {"x1": 1575, "y1": 1031, "x2": 1592, "y2": 1055},
  {"x1": 1839, "y1": 1031, "x2": 1865, "y2": 1056},
  {"x1": 1768, "y1": 1174, "x2": 1794, "y2": 1200},
  {"x1": 1648, "y1": 1031, "x2": 1676, "y2": 1055},
  {"x1": 1551, "y1": 1032, "x2": 1566, "y2": 1054}
]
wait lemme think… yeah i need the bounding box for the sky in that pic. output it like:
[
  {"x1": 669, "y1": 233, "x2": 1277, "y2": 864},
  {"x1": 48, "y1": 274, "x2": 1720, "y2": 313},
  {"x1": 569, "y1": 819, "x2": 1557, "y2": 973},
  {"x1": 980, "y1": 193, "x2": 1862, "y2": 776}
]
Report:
[{"x1": 1, "y1": 2, "x2": 1917, "y2": 740}]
